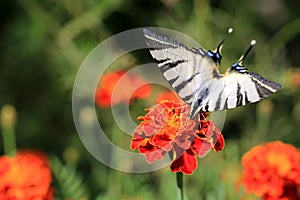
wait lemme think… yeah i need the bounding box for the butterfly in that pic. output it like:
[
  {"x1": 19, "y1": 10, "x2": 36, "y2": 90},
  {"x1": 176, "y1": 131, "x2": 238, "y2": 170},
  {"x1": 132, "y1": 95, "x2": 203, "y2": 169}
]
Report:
[{"x1": 143, "y1": 28, "x2": 281, "y2": 119}]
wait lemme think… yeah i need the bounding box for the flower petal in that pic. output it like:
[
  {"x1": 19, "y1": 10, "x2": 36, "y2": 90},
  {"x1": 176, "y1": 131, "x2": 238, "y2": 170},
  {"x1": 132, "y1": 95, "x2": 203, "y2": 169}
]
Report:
[
  {"x1": 170, "y1": 148, "x2": 197, "y2": 175},
  {"x1": 191, "y1": 137, "x2": 212, "y2": 157},
  {"x1": 212, "y1": 128, "x2": 225, "y2": 152},
  {"x1": 152, "y1": 132, "x2": 174, "y2": 151},
  {"x1": 130, "y1": 132, "x2": 148, "y2": 150},
  {"x1": 156, "y1": 91, "x2": 180, "y2": 103},
  {"x1": 174, "y1": 132, "x2": 194, "y2": 149},
  {"x1": 145, "y1": 149, "x2": 166, "y2": 163},
  {"x1": 137, "y1": 140, "x2": 157, "y2": 154},
  {"x1": 96, "y1": 71, "x2": 151, "y2": 108}
]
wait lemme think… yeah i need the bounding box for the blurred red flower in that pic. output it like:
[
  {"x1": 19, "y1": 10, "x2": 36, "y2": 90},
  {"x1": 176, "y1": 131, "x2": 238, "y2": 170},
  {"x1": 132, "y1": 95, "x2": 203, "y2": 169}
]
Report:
[
  {"x1": 0, "y1": 150, "x2": 53, "y2": 200},
  {"x1": 156, "y1": 91, "x2": 181, "y2": 103},
  {"x1": 95, "y1": 70, "x2": 152, "y2": 108},
  {"x1": 241, "y1": 141, "x2": 300, "y2": 200},
  {"x1": 130, "y1": 100, "x2": 225, "y2": 174}
]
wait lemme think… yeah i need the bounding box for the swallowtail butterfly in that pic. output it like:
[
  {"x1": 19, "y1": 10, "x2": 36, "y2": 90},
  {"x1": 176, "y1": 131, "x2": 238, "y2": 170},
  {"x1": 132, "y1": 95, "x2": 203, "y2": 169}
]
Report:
[{"x1": 143, "y1": 28, "x2": 281, "y2": 119}]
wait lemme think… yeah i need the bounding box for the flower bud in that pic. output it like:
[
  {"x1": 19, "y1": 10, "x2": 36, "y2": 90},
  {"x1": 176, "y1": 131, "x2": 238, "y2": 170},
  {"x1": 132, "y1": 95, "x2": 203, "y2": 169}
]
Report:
[{"x1": 1, "y1": 104, "x2": 17, "y2": 128}]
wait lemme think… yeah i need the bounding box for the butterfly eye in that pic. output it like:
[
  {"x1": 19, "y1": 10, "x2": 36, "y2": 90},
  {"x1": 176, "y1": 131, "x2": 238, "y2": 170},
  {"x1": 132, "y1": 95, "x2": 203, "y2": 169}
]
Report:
[{"x1": 207, "y1": 49, "x2": 222, "y2": 64}]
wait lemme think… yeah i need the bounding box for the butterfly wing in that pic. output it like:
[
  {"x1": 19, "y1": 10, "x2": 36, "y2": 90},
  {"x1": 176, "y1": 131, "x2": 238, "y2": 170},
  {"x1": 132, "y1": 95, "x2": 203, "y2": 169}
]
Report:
[
  {"x1": 189, "y1": 70, "x2": 281, "y2": 118},
  {"x1": 143, "y1": 29, "x2": 281, "y2": 119},
  {"x1": 143, "y1": 29, "x2": 218, "y2": 105},
  {"x1": 218, "y1": 71, "x2": 281, "y2": 110}
]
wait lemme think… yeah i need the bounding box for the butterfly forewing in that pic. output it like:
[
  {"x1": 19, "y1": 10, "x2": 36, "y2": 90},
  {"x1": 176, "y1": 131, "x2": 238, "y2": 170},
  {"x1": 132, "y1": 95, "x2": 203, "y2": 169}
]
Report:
[{"x1": 143, "y1": 29, "x2": 218, "y2": 105}]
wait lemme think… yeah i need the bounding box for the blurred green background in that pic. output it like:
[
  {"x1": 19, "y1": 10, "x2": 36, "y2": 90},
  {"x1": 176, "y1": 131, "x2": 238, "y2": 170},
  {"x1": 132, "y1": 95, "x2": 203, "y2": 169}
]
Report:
[{"x1": 1, "y1": 0, "x2": 300, "y2": 199}]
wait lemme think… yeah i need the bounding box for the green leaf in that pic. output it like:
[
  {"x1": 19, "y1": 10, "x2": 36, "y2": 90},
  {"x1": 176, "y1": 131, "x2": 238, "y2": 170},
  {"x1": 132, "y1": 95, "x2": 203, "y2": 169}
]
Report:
[{"x1": 50, "y1": 156, "x2": 90, "y2": 200}]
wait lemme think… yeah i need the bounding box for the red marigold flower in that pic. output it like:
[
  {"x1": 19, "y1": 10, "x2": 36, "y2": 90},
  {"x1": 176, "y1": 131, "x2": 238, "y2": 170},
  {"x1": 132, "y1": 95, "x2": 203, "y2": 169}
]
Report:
[
  {"x1": 156, "y1": 91, "x2": 181, "y2": 103},
  {"x1": 241, "y1": 141, "x2": 300, "y2": 200},
  {"x1": 95, "y1": 70, "x2": 152, "y2": 108},
  {"x1": 0, "y1": 150, "x2": 53, "y2": 200},
  {"x1": 130, "y1": 100, "x2": 225, "y2": 174}
]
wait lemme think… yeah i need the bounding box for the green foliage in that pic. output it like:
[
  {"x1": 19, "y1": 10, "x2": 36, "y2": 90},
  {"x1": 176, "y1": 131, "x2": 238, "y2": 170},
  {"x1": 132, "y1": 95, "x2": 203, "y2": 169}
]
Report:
[{"x1": 50, "y1": 156, "x2": 90, "y2": 200}]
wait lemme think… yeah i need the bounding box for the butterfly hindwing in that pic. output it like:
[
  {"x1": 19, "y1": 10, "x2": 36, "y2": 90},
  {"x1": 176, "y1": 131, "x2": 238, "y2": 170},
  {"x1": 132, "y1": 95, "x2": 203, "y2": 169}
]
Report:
[
  {"x1": 189, "y1": 70, "x2": 281, "y2": 118},
  {"x1": 209, "y1": 71, "x2": 280, "y2": 111}
]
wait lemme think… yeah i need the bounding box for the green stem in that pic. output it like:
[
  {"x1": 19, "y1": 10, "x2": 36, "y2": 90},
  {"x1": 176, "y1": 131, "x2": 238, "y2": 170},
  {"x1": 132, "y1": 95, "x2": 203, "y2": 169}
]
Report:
[
  {"x1": 176, "y1": 172, "x2": 184, "y2": 200},
  {"x1": 1, "y1": 125, "x2": 17, "y2": 156},
  {"x1": 1, "y1": 105, "x2": 17, "y2": 156}
]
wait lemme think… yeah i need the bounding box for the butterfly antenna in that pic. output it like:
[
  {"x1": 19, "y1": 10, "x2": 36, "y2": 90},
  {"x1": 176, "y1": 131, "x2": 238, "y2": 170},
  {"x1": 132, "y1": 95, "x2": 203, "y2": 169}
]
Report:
[
  {"x1": 231, "y1": 40, "x2": 256, "y2": 73},
  {"x1": 217, "y1": 28, "x2": 234, "y2": 53},
  {"x1": 217, "y1": 27, "x2": 234, "y2": 52},
  {"x1": 237, "y1": 40, "x2": 256, "y2": 65}
]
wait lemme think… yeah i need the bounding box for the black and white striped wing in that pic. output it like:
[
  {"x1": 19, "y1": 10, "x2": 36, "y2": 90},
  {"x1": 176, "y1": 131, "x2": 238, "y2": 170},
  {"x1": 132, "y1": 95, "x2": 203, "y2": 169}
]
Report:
[
  {"x1": 221, "y1": 72, "x2": 281, "y2": 109},
  {"x1": 189, "y1": 70, "x2": 281, "y2": 118},
  {"x1": 143, "y1": 29, "x2": 217, "y2": 105},
  {"x1": 143, "y1": 29, "x2": 281, "y2": 119}
]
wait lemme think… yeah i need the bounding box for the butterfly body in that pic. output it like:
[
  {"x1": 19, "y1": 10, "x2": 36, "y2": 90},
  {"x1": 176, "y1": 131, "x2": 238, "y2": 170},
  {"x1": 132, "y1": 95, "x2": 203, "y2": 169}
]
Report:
[{"x1": 143, "y1": 29, "x2": 281, "y2": 119}]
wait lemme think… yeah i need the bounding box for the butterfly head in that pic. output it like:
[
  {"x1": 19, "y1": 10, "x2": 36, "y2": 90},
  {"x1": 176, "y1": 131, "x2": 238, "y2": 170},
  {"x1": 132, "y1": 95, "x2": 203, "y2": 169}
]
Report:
[
  {"x1": 207, "y1": 28, "x2": 233, "y2": 65},
  {"x1": 207, "y1": 45, "x2": 223, "y2": 65}
]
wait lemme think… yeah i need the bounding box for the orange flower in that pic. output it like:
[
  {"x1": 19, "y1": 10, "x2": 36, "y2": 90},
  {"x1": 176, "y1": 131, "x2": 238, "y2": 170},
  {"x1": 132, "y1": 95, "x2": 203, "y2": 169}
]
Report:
[
  {"x1": 95, "y1": 71, "x2": 152, "y2": 108},
  {"x1": 156, "y1": 91, "x2": 181, "y2": 103},
  {"x1": 130, "y1": 100, "x2": 225, "y2": 174},
  {"x1": 241, "y1": 141, "x2": 300, "y2": 200},
  {"x1": 0, "y1": 150, "x2": 53, "y2": 200}
]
